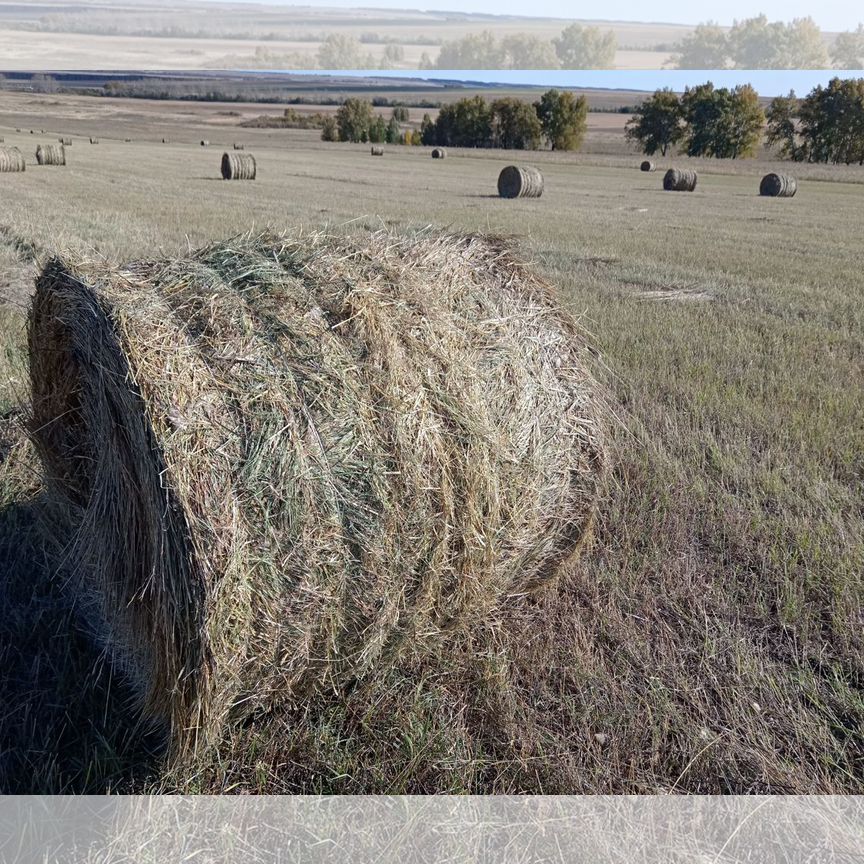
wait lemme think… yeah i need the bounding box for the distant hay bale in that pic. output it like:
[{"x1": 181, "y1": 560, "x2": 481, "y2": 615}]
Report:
[
  {"x1": 15, "y1": 128, "x2": 21, "y2": 133},
  {"x1": 0, "y1": 146, "x2": 25, "y2": 173},
  {"x1": 370, "y1": 145, "x2": 384, "y2": 156},
  {"x1": 35, "y1": 144, "x2": 65, "y2": 166},
  {"x1": 59, "y1": 137, "x2": 72, "y2": 146},
  {"x1": 162, "y1": 138, "x2": 169, "y2": 144},
  {"x1": 125, "y1": 138, "x2": 132, "y2": 143},
  {"x1": 759, "y1": 173, "x2": 797, "y2": 198},
  {"x1": 640, "y1": 160, "x2": 655, "y2": 172},
  {"x1": 28, "y1": 229, "x2": 609, "y2": 758},
  {"x1": 497, "y1": 165, "x2": 544, "y2": 199},
  {"x1": 663, "y1": 168, "x2": 697, "y2": 192},
  {"x1": 0, "y1": 137, "x2": 4, "y2": 144},
  {"x1": 89, "y1": 137, "x2": 99, "y2": 144},
  {"x1": 232, "y1": 143, "x2": 245, "y2": 150},
  {"x1": 220, "y1": 151, "x2": 256, "y2": 180},
  {"x1": 431, "y1": 147, "x2": 446, "y2": 159},
  {"x1": 200, "y1": 140, "x2": 209, "y2": 147}
]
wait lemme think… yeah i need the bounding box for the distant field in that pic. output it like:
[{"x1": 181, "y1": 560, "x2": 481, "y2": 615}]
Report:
[
  {"x1": 0, "y1": 0, "x2": 692, "y2": 69},
  {"x1": 0, "y1": 90, "x2": 862, "y2": 794}
]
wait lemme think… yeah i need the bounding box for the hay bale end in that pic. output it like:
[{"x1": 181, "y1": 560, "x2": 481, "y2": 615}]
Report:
[
  {"x1": 497, "y1": 165, "x2": 544, "y2": 199},
  {"x1": 220, "y1": 151, "x2": 256, "y2": 180},
  {"x1": 759, "y1": 173, "x2": 797, "y2": 198},
  {"x1": 663, "y1": 168, "x2": 697, "y2": 192}
]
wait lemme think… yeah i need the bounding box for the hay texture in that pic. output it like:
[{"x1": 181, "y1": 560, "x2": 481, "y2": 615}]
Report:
[
  {"x1": 89, "y1": 137, "x2": 99, "y2": 144},
  {"x1": 759, "y1": 173, "x2": 797, "y2": 197},
  {"x1": 431, "y1": 147, "x2": 446, "y2": 159},
  {"x1": 640, "y1": 160, "x2": 655, "y2": 172},
  {"x1": 370, "y1": 146, "x2": 384, "y2": 156},
  {"x1": 200, "y1": 140, "x2": 210, "y2": 147},
  {"x1": 497, "y1": 166, "x2": 544, "y2": 199},
  {"x1": 59, "y1": 137, "x2": 72, "y2": 146},
  {"x1": 28, "y1": 229, "x2": 608, "y2": 757},
  {"x1": 35, "y1": 144, "x2": 65, "y2": 166},
  {"x1": 220, "y1": 152, "x2": 256, "y2": 180},
  {"x1": 663, "y1": 168, "x2": 697, "y2": 192},
  {"x1": 0, "y1": 146, "x2": 24, "y2": 172},
  {"x1": 233, "y1": 143, "x2": 245, "y2": 150}
]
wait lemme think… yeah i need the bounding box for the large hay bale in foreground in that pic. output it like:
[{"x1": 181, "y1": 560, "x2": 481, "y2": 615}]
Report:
[
  {"x1": 497, "y1": 165, "x2": 544, "y2": 199},
  {"x1": 640, "y1": 160, "x2": 655, "y2": 172},
  {"x1": 663, "y1": 168, "x2": 697, "y2": 191},
  {"x1": 220, "y1": 151, "x2": 256, "y2": 180},
  {"x1": 29, "y1": 229, "x2": 608, "y2": 757},
  {"x1": 431, "y1": 147, "x2": 446, "y2": 159},
  {"x1": 0, "y1": 146, "x2": 25, "y2": 173},
  {"x1": 35, "y1": 144, "x2": 65, "y2": 166},
  {"x1": 759, "y1": 173, "x2": 797, "y2": 198},
  {"x1": 370, "y1": 145, "x2": 384, "y2": 156}
]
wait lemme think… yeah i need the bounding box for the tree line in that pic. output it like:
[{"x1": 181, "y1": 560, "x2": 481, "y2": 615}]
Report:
[
  {"x1": 627, "y1": 77, "x2": 864, "y2": 163},
  {"x1": 324, "y1": 91, "x2": 588, "y2": 152}
]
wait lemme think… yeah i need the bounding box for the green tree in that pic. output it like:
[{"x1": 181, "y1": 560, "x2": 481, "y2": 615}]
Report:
[
  {"x1": 320, "y1": 116, "x2": 339, "y2": 142},
  {"x1": 434, "y1": 95, "x2": 493, "y2": 148},
  {"x1": 368, "y1": 115, "x2": 387, "y2": 144},
  {"x1": 553, "y1": 24, "x2": 616, "y2": 68},
  {"x1": 729, "y1": 15, "x2": 829, "y2": 69},
  {"x1": 385, "y1": 116, "x2": 400, "y2": 144},
  {"x1": 420, "y1": 113, "x2": 436, "y2": 146},
  {"x1": 534, "y1": 89, "x2": 588, "y2": 151},
  {"x1": 336, "y1": 98, "x2": 375, "y2": 143},
  {"x1": 499, "y1": 34, "x2": 559, "y2": 69},
  {"x1": 317, "y1": 34, "x2": 364, "y2": 68},
  {"x1": 680, "y1": 82, "x2": 764, "y2": 158},
  {"x1": 832, "y1": 25, "x2": 864, "y2": 69},
  {"x1": 797, "y1": 77, "x2": 864, "y2": 164},
  {"x1": 381, "y1": 44, "x2": 405, "y2": 68},
  {"x1": 765, "y1": 91, "x2": 800, "y2": 159},
  {"x1": 391, "y1": 106, "x2": 409, "y2": 122},
  {"x1": 434, "y1": 31, "x2": 501, "y2": 68},
  {"x1": 625, "y1": 88, "x2": 683, "y2": 156},
  {"x1": 490, "y1": 97, "x2": 543, "y2": 150},
  {"x1": 671, "y1": 23, "x2": 729, "y2": 69}
]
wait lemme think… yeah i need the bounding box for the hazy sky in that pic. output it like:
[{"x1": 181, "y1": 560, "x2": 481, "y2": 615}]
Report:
[{"x1": 239, "y1": 0, "x2": 861, "y2": 31}]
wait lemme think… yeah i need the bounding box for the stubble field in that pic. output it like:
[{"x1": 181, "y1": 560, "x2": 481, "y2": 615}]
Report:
[{"x1": 0, "y1": 91, "x2": 862, "y2": 794}]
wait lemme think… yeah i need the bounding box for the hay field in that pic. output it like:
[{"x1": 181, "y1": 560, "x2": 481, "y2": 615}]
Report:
[{"x1": 0, "y1": 93, "x2": 862, "y2": 794}]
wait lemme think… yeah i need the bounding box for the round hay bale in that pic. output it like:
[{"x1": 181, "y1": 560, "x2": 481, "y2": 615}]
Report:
[
  {"x1": 89, "y1": 137, "x2": 99, "y2": 145},
  {"x1": 125, "y1": 138, "x2": 132, "y2": 143},
  {"x1": 0, "y1": 146, "x2": 25, "y2": 173},
  {"x1": 370, "y1": 145, "x2": 384, "y2": 156},
  {"x1": 759, "y1": 173, "x2": 797, "y2": 198},
  {"x1": 497, "y1": 165, "x2": 544, "y2": 199},
  {"x1": 232, "y1": 143, "x2": 245, "y2": 150},
  {"x1": 640, "y1": 160, "x2": 655, "y2": 172},
  {"x1": 59, "y1": 137, "x2": 72, "y2": 146},
  {"x1": 431, "y1": 147, "x2": 446, "y2": 159},
  {"x1": 162, "y1": 138, "x2": 169, "y2": 144},
  {"x1": 0, "y1": 137, "x2": 4, "y2": 144},
  {"x1": 220, "y1": 151, "x2": 256, "y2": 180},
  {"x1": 15, "y1": 128, "x2": 21, "y2": 133},
  {"x1": 200, "y1": 140, "x2": 209, "y2": 147},
  {"x1": 662, "y1": 168, "x2": 697, "y2": 192},
  {"x1": 28, "y1": 229, "x2": 609, "y2": 758},
  {"x1": 35, "y1": 143, "x2": 65, "y2": 166}
]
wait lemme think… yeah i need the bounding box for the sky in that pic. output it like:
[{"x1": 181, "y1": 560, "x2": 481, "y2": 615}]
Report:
[
  {"x1": 238, "y1": 0, "x2": 862, "y2": 32},
  {"x1": 303, "y1": 69, "x2": 862, "y2": 97}
]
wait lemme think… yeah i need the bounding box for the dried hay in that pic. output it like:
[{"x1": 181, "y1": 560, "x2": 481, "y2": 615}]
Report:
[
  {"x1": 640, "y1": 160, "x2": 655, "y2": 172},
  {"x1": 431, "y1": 148, "x2": 446, "y2": 159},
  {"x1": 220, "y1": 152, "x2": 256, "y2": 180},
  {"x1": 759, "y1": 173, "x2": 797, "y2": 198},
  {"x1": 89, "y1": 137, "x2": 99, "y2": 145},
  {"x1": 497, "y1": 166, "x2": 544, "y2": 199},
  {"x1": 233, "y1": 143, "x2": 245, "y2": 150},
  {"x1": 35, "y1": 144, "x2": 65, "y2": 166},
  {"x1": 662, "y1": 168, "x2": 697, "y2": 192},
  {"x1": 0, "y1": 146, "x2": 24, "y2": 173},
  {"x1": 370, "y1": 146, "x2": 384, "y2": 156},
  {"x1": 28, "y1": 229, "x2": 608, "y2": 759},
  {"x1": 200, "y1": 140, "x2": 210, "y2": 147},
  {"x1": 59, "y1": 137, "x2": 72, "y2": 146}
]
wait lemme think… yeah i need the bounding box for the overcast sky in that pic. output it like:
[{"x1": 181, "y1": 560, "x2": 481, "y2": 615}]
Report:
[{"x1": 238, "y1": 1, "x2": 861, "y2": 32}]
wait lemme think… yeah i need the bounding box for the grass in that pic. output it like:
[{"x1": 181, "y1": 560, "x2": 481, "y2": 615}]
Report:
[{"x1": 0, "y1": 93, "x2": 861, "y2": 793}]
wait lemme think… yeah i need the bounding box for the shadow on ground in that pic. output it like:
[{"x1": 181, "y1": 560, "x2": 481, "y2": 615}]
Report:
[{"x1": 0, "y1": 490, "x2": 164, "y2": 793}]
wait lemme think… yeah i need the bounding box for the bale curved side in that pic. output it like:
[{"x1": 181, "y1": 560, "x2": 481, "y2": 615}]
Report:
[
  {"x1": 640, "y1": 160, "x2": 655, "y2": 172},
  {"x1": 220, "y1": 152, "x2": 256, "y2": 180},
  {"x1": 35, "y1": 144, "x2": 65, "y2": 166},
  {"x1": 28, "y1": 230, "x2": 608, "y2": 759},
  {"x1": 497, "y1": 166, "x2": 544, "y2": 199},
  {"x1": 0, "y1": 146, "x2": 25, "y2": 172},
  {"x1": 432, "y1": 147, "x2": 446, "y2": 159},
  {"x1": 759, "y1": 173, "x2": 797, "y2": 197},
  {"x1": 370, "y1": 146, "x2": 384, "y2": 156},
  {"x1": 663, "y1": 168, "x2": 697, "y2": 191}
]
